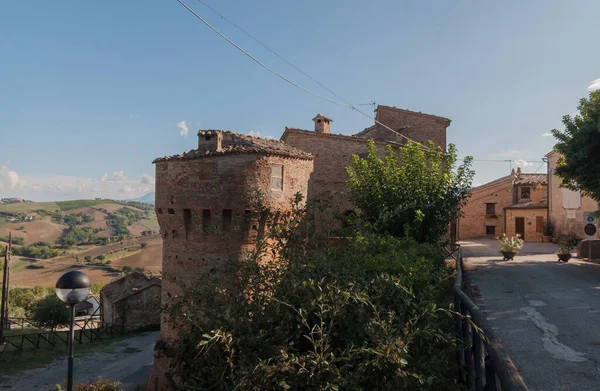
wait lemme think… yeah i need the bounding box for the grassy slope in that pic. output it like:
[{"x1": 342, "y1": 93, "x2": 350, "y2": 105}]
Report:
[{"x1": 0, "y1": 199, "x2": 120, "y2": 214}]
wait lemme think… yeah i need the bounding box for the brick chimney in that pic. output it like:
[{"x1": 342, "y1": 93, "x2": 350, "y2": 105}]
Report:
[
  {"x1": 197, "y1": 130, "x2": 223, "y2": 153},
  {"x1": 312, "y1": 114, "x2": 332, "y2": 134}
]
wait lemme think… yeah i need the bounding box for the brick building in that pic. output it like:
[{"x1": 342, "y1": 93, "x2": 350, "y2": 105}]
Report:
[
  {"x1": 148, "y1": 130, "x2": 314, "y2": 389},
  {"x1": 148, "y1": 106, "x2": 450, "y2": 389},
  {"x1": 458, "y1": 168, "x2": 548, "y2": 241},
  {"x1": 282, "y1": 106, "x2": 450, "y2": 208}
]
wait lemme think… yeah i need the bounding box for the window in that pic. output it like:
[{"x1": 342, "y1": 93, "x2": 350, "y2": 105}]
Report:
[
  {"x1": 222, "y1": 209, "x2": 232, "y2": 231},
  {"x1": 485, "y1": 226, "x2": 496, "y2": 235},
  {"x1": 270, "y1": 164, "x2": 284, "y2": 190},
  {"x1": 521, "y1": 187, "x2": 531, "y2": 199},
  {"x1": 168, "y1": 208, "x2": 174, "y2": 215},
  {"x1": 485, "y1": 203, "x2": 496, "y2": 216}
]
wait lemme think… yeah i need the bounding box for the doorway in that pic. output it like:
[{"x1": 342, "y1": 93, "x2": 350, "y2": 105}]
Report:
[{"x1": 515, "y1": 217, "x2": 525, "y2": 240}]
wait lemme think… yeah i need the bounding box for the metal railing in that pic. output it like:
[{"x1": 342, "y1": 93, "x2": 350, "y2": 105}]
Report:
[{"x1": 449, "y1": 245, "x2": 528, "y2": 391}]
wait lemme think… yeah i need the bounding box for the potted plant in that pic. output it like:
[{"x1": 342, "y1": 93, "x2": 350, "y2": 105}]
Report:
[
  {"x1": 542, "y1": 222, "x2": 554, "y2": 243},
  {"x1": 555, "y1": 234, "x2": 577, "y2": 262},
  {"x1": 496, "y1": 233, "x2": 524, "y2": 260}
]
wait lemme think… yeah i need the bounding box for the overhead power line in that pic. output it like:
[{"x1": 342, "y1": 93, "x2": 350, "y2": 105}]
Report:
[{"x1": 176, "y1": 0, "x2": 432, "y2": 151}]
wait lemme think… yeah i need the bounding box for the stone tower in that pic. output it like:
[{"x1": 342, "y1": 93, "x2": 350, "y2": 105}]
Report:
[
  {"x1": 148, "y1": 130, "x2": 314, "y2": 389},
  {"x1": 312, "y1": 113, "x2": 332, "y2": 134}
]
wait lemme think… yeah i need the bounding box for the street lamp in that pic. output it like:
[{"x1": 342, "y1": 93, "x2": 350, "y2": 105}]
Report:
[{"x1": 55, "y1": 270, "x2": 91, "y2": 391}]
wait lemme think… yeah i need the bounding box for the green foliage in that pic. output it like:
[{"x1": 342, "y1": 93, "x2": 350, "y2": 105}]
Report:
[
  {"x1": 140, "y1": 242, "x2": 147, "y2": 249},
  {"x1": 55, "y1": 199, "x2": 117, "y2": 211},
  {"x1": 31, "y1": 294, "x2": 69, "y2": 327},
  {"x1": 552, "y1": 90, "x2": 600, "y2": 203},
  {"x1": 555, "y1": 233, "x2": 579, "y2": 254},
  {"x1": 0, "y1": 235, "x2": 24, "y2": 245},
  {"x1": 85, "y1": 255, "x2": 93, "y2": 263},
  {"x1": 96, "y1": 255, "x2": 106, "y2": 261},
  {"x1": 123, "y1": 201, "x2": 154, "y2": 211},
  {"x1": 496, "y1": 233, "x2": 524, "y2": 252},
  {"x1": 346, "y1": 140, "x2": 474, "y2": 243},
  {"x1": 12, "y1": 244, "x2": 63, "y2": 259},
  {"x1": 122, "y1": 265, "x2": 144, "y2": 274},
  {"x1": 61, "y1": 226, "x2": 102, "y2": 247},
  {"x1": 165, "y1": 194, "x2": 457, "y2": 390},
  {"x1": 91, "y1": 281, "x2": 106, "y2": 294}
]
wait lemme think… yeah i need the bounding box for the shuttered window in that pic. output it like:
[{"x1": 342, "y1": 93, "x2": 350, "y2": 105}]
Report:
[
  {"x1": 536, "y1": 216, "x2": 544, "y2": 232},
  {"x1": 271, "y1": 164, "x2": 284, "y2": 190}
]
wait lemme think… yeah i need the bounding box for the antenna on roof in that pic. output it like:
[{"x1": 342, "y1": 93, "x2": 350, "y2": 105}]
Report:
[{"x1": 359, "y1": 101, "x2": 376, "y2": 114}]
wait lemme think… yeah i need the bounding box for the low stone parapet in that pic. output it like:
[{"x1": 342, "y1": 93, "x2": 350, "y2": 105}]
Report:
[{"x1": 577, "y1": 239, "x2": 600, "y2": 259}]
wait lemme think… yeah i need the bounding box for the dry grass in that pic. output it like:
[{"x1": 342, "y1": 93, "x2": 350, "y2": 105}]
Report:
[{"x1": 0, "y1": 218, "x2": 66, "y2": 245}]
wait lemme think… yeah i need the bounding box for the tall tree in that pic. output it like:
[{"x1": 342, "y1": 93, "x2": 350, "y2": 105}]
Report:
[
  {"x1": 552, "y1": 90, "x2": 600, "y2": 202},
  {"x1": 346, "y1": 140, "x2": 474, "y2": 243}
]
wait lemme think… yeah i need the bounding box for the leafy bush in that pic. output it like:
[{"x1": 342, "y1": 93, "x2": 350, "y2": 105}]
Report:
[
  {"x1": 555, "y1": 234, "x2": 578, "y2": 254},
  {"x1": 61, "y1": 226, "x2": 102, "y2": 247},
  {"x1": 0, "y1": 235, "x2": 24, "y2": 245},
  {"x1": 53, "y1": 376, "x2": 121, "y2": 391},
  {"x1": 122, "y1": 265, "x2": 144, "y2": 274},
  {"x1": 164, "y1": 195, "x2": 457, "y2": 390},
  {"x1": 12, "y1": 244, "x2": 62, "y2": 259},
  {"x1": 31, "y1": 295, "x2": 69, "y2": 327},
  {"x1": 140, "y1": 242, "x2": 147, "y2": 249},
  {"x1": 346, "y1": 140, "x2": 474, "y2": 243}
]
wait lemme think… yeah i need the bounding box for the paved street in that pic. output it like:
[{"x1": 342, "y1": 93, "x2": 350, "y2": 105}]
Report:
[
  {"x1": 0, "y1": 331, "x2": 158, "y2": 390},
  {"x1": 463, "y1": 239, "x2": 600, "y2": 391}
]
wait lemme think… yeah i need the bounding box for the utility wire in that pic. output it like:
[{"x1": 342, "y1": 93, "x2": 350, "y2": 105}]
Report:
[{"x1": 176, "y1": 0, "x2": 432, "y2": 151}]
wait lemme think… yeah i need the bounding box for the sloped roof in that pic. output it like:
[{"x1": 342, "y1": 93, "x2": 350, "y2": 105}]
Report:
[
  {"x1": 312, "y1": 113, "x2": 332, "y2": 121},
  {"x1": 514, "y1": 173, "x2": 548, "y2": 186},
  {"x1": 505, "y1": 201, "x2": 548, "y2": 210},
  {"x1": 153, "y1": 130, "x2": 313, "y2": 163},
  {"x1": 282, "y1": 127, "x2": 402, "y2": 146},
  {"x1": 376, "y1": 105, "x2": 451, "y2": 124}
]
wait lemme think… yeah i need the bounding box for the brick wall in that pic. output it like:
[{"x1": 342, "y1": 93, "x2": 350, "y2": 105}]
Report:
[
  {"x1": 458, "y1": 176, "x2": 513, "y2": 239},
  {"x1": 359, "y1": 106, "x2": 449, "y2": 150},
  {"x1": 505, "y1": 208, "x2": 547, "y2": 242}
]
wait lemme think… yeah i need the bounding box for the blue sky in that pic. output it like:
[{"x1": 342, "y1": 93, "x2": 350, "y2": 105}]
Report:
[{"x1": 1, "y1": 0, "x2": 599, "y2": 201}]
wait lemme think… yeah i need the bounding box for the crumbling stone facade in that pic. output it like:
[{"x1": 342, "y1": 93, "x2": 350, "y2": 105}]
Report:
[
  {"x1": 100, "y1": 272, "x2": 161, "y2": 333},
  {"x1": 148, "y1": 130, "x2": 314, "y2": 390}
]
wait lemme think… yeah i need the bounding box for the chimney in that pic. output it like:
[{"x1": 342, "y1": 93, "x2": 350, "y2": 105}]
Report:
[
  {"x1": 198, "y1": 130, "x2": 223, "y2": 153},
  {"x1": 312, "y1": 114, "x2": 332, "y2": 134}
]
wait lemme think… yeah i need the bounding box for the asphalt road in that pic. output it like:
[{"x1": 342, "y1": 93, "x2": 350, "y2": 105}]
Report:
[
  {"x1": 463, "y1": 239, "x2": 600, "y2": 391},
  {"x1": 0, "y1": 331, "x2": 158, "y2": 390}
]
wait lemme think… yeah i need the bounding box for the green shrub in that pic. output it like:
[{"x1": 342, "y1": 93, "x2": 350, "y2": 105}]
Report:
[
  {"x1": 0, "y1": 235, "x2": 24, "y2": 245},
  {"x1": 165, "y1": 195, "x2": 457, "y2": 390},
  {"x1": 53, "y1": 376, "x2": 121, "y2": 391},
  {"x1": 31, "y1": 295, "x2": 69, "y2": 327},
  {"x1": 140, "y1": 242, "x2": 147, "y2": 249}
]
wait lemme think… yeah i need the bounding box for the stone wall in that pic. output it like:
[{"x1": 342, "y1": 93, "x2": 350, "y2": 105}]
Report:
[
  {"x1": 547, "y1": 151, "x2": 599, "y2": 239},
  {"x1": 458, "y1": 176, "x2": 513, "y2": 239},
  {"x1": 119, "y1": 284, "x2": 161, "y2": 332}
]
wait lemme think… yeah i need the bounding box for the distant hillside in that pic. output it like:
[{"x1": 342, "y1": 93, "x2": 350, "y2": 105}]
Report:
[
  {"x1": 0, "y1": 199, "x2": 119, "y2": 214},
  {"x1": 127, "y1": 192, "x2": 155, "y2": 205}
]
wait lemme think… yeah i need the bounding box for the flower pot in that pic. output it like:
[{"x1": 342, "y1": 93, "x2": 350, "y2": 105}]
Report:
[
  {"x1": 557, "y1": 253, "x2": 571, "y2": 262},
  {"x1": 542, "y1": 236, "x2": 552, "y2": 243},
  {"x1": 502, "y1": 251, "x2": 518, "y2": 261}
]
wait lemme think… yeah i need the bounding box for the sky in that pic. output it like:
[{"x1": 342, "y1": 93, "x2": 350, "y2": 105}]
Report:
[{"x1": 1, "y1": 0, "x2": 599, "y2": 201}]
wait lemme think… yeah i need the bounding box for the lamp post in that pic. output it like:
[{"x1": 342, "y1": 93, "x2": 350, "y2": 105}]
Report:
[{"x1": 55, "y1": 270, "x2": 91, "y2": 391}]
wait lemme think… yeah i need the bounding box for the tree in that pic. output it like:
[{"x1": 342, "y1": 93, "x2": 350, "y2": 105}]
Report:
[
  {"x1": 140, "y1": 242, "x2": 147, "y2": 249},
  {"x1": 552, "y1": 90, "x2": 600, "y2": 202},
  {"x1": 346, "y1": 140, "x2": 474, "y2": 243},
  {"x1": 96, "y1": 255, "x2": 105, "y2": 261},
  {"x1": 32, "y1": 295, "x2": 69, "y2": 327}
]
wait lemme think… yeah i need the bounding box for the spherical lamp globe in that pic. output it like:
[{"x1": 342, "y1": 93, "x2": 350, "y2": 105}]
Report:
[{"x1": 55, "y1": 270, "x2": 91, "y2": 305}]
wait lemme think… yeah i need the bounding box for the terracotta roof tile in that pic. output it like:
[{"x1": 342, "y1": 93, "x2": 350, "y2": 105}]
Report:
[
  {"x1": 514, "y1": 174, "x2": 548, "y2": 186},
  {"x1": 153, "y1": 130, "x2": 313, "y2": 163}
]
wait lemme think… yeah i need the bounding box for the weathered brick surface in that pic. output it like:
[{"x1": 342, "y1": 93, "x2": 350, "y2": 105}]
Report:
[
  {"x1": 356, "y1": 105, "x2": 450, "y2": 150},
  {"x1": 459, "y1": 171, "x2": 548, "y2": 242},
  {"x1": 547, "y1": 151, "x2": 599, "y2": 239},
  {"x1": 149, "y1": 138, "x2": 314, "y2": 390}
]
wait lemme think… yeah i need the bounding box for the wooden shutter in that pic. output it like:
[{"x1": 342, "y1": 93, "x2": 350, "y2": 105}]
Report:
[{"x1": 536, "y1": 216, "x2": 543, "y2": 232}]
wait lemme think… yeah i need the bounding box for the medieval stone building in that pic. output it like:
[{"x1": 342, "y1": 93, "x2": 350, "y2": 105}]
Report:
[{"x1": 148, "y1": 105, "x2": 450, "y2": 389}]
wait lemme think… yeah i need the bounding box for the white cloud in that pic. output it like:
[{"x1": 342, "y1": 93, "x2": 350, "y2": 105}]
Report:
[
  {"x1": 514, "y1": 159, "x2": 534, "y2": 167},
  {"x1": 541, "y1": 132, "x2": 552, "y2": 137},
  {"x1": 101, "y1": 171, "x2": 128, "y2": 182},
  {"x1": 488, "y1": 149, "x2": 521, "y2": 158},
  {"x1": 588, "y1": 78, "x2": 600, "y2": 92},
  {"x1": 140, "y1": 173, "x2": 155, "y2": 185},
  {"x1": 177, "y1": 120, "x2": 189, "y2": 137},
  {"x1": 0, "y1": 165, "x2": 20, "y2": 191},
  {"x1": 248, "y1": 130, "x2": 260, "y2": 137}
]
